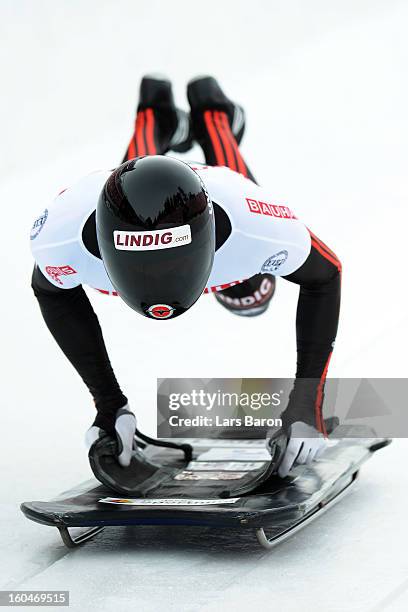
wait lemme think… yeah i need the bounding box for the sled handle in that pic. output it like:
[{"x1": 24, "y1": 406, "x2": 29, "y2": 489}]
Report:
[{"x1": 135, "y1": 429, "x2": 193, "y2": 462}]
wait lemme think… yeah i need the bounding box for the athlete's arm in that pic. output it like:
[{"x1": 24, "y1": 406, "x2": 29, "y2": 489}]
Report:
[
  {"x1": 31, "y1": 265, "x2": 127, "y2": 434},
  {"x1": 281, "y1": 232, "x2": 341, "y2": 435}
]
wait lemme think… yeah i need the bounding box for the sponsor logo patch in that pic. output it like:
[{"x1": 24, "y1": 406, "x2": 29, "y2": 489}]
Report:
[
  {"x1": 147, "y1": 304, "x2": 175, "y2": 319},
  {"x1": 261, "y1": 250, "x2": 288, "y2": 273},
  {"x1": 246, "y1": 198, "x2": 296, "y2": 219},
  {"x1": 45, "y1": 265, "x2": 77, "y2": 285},
  {"x1": 99, "y1": 497, "x2": 239, "y2": 506},
  {"x1": 216, "y1": 277, "x2": 274, "y2": 309},
  {"x1": 187, "y1": 461, "x2": 266, "y2": 471},
  {"x1": 173, "y1": 471, "x2": 246, "y2": 481},
  {"x1": 114, "y1": 225, "x2": 191, "y2": 251},
  {"x1": 30, "y1": 209, "x2": 48, "y2": 240}
]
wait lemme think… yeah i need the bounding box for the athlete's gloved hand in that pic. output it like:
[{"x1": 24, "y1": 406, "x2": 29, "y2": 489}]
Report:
[
  {"x1": 85, "y1": 405, "x2": 136, "y2": 467},
  {"x1": 267, "y1": 421, "x2": 328, "y2": 478}
]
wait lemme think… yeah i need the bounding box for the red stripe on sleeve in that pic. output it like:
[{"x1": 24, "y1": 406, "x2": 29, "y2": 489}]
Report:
[
  {"x1": 311, "y1": 239, "x2": 342, "y2": 272},
  {"x1": 315, "y1": 352, "x2": 333, "y2": 436},
  {"x1": 309, "y1": 229, "x2": 339, "y2": 260}
]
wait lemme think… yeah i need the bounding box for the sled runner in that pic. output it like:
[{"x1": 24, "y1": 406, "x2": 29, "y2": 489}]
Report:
[{"x1": 20, "y1": 437, "x2": 390, "y2": 550}]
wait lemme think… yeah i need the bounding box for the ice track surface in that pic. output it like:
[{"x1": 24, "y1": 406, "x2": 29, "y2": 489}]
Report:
[{"x1": 1, "y1": 1, "x2": 407, "y2": 611}]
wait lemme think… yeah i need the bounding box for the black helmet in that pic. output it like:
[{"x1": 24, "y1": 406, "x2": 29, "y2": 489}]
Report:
[{"x1": 96, "y1": 155, "x2": 215, "y2": 319}]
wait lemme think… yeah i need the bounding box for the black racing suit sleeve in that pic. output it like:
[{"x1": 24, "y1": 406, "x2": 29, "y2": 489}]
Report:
[
  {"x1": 281, "y1": 234, "x2": 341, "y2": 435},
  {"x1": 31, "y1": 265, "x2": 128, "y2": 434}
]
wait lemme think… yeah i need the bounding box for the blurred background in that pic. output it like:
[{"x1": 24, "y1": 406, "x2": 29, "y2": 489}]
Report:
[{"x1": 0, "y1": 1, "x2": 407, "y2": 610}]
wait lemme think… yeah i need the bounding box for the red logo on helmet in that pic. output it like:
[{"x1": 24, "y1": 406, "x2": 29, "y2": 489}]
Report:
[{"x1": 147, "y1": 304, "x2": 175, "y2": 319}]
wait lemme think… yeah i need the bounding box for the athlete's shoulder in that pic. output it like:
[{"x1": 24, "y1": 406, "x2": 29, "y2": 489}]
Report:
[
  {"x1": 189, "y1": 162, "x2": 261, "y2": 216},
  {"x1": 189, "y1": 162, "x2": 243, "y2": 186},
  {"x1": 30, "y1": 169, "x2": 111, "y2": 244},
  {"x1": 30, "y1": 169, "x2": 111, "y2": 288},
  {"x1": 191, "y1": 164, "x2": 312, "y2": 284}
]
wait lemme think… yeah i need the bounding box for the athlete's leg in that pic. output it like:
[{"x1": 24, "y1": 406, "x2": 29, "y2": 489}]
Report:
[
  {"x1": 187, "y1": 76, "x2": 255, "y2": 182},
  {"x1": 122, "y1": 75, "x2": 192, "y2": 162},
  {"x1": 188, "y1": 76, "x2": 274, "y2": 316}
]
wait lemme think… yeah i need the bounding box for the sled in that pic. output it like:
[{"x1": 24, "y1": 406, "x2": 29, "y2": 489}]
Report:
[{"x1": 20, "y1": 437, "x2": 390, "y2": 550}]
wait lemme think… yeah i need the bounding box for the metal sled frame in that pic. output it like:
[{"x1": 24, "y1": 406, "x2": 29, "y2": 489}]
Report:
[
  {"x1": 55, "y1": 470, "x2": 359, "y2": 549},
  {"x1": 57, "y1": 525, "x2": 105, "y2": 548},
  {"x1": 256, "y1": 470, "x2": 358, "y2": 549}
]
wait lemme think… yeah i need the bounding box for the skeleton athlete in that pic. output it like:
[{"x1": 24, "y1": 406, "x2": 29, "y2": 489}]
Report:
[{"x1": 30, "y1": 76, "x2": 341, "y2": 478}]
